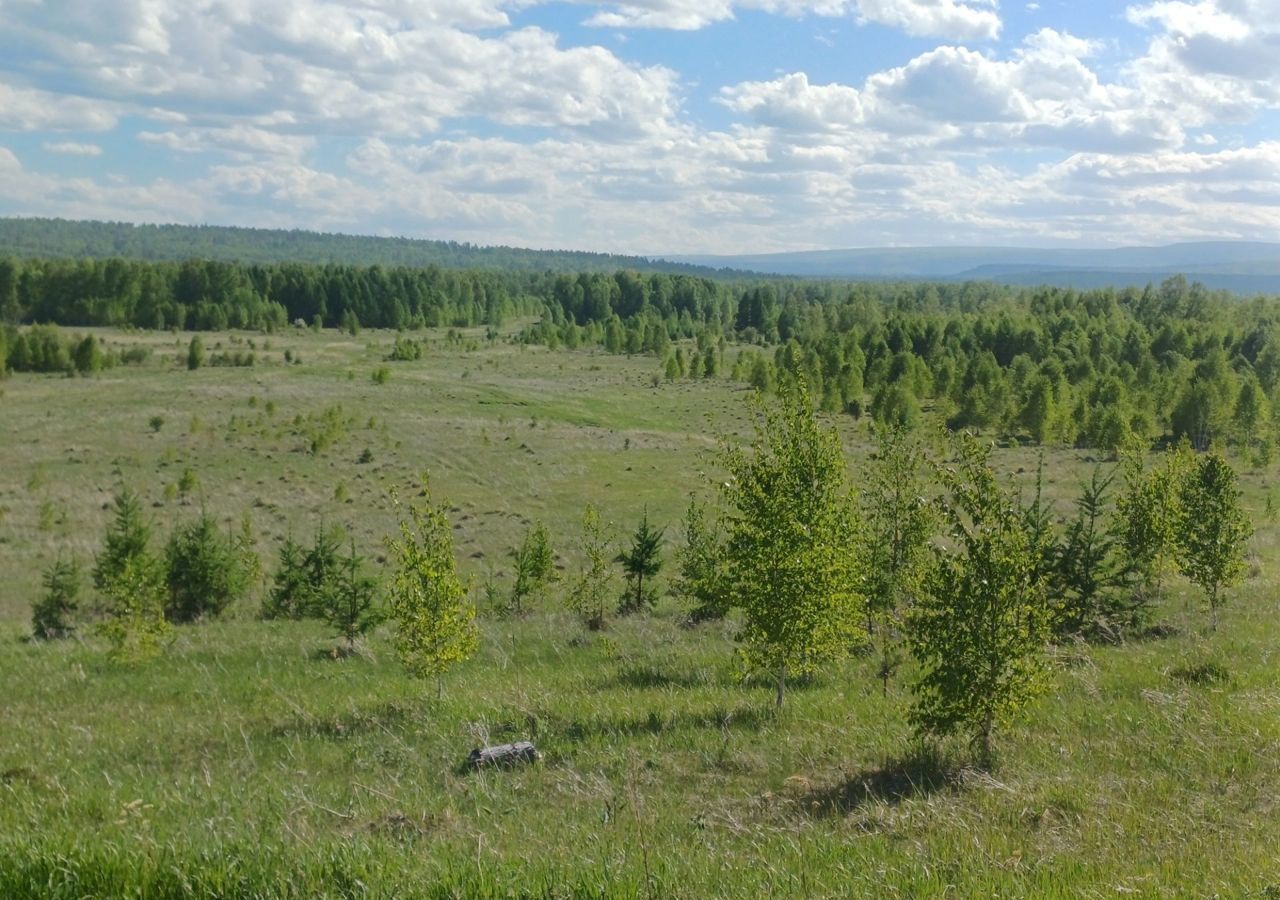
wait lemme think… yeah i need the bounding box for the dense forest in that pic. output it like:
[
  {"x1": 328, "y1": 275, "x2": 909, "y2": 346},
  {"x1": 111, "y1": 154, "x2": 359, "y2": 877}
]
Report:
[
  {"x1": 0, "y1": 218, "x2": 733, "y2": 276},
  {"x1": 2, "y1": 251, "x2": 1278, "y2": 458}
]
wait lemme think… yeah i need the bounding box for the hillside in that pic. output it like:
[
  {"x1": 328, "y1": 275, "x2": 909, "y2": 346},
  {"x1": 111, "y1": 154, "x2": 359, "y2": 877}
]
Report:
[{"x1": 0, "y1": 217, "x2": 736, "y2": 277}]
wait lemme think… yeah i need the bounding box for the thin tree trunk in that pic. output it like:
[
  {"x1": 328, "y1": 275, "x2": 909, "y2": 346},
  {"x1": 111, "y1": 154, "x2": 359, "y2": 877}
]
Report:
[
  {"x1": 979, "y1": 714, "x2": 993, "y2": 769},
  {"x1": 775, "y1": 664, "x2": 786, "y2": 709},
  {"x1": 436, "y1": 674, "x2": 443, "y2": 702}
]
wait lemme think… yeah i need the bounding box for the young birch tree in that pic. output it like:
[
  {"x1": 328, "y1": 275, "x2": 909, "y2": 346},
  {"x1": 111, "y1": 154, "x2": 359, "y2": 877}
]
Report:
[
  {"x1": 720, "y1": 380, "x2": 862, "y2": 709},
  {"x1": 567, "y1": 504, "x2": 614, "y2": 631},
  {"x1": 1177, "y1": 451, "x2": 1253, "y2": 630},
  {"x1": 385, "y1": 481, "x2": 478, "y2": 699},
  {"x1": 860, "y1": 425, "x2": 935, "y2": 695},
  {"x1": 675, "y1": 497, "x2": 730, "y2": 623},
  {"x1": 1113, "y1": 441, "x2": 1192, "y2": 606},
  {"x1": 908, "y1": 434, "x2": 1053, "y2": 766}
]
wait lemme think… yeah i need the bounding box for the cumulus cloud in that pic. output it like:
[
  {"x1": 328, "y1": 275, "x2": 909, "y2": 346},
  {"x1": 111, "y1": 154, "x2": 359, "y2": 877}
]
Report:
[
  {"x1": 1126, "y1": 0, "x2": 1280, "y2": 121},
  {"x1": 0, "y1": 2, "x2": 679, "y2": 139},
  {"x1": 857, "y1": 0, "x2": 1001, "y2": 40},
  {"x1": 868, "y1": 30, "x2": 1184, "y2": 152},
  {"x1": 718, "y1": 30, "x2": 1183, "y2": 154},
  {"x1": 718, "y1": 73, "x2": 864, "y2": 132}
]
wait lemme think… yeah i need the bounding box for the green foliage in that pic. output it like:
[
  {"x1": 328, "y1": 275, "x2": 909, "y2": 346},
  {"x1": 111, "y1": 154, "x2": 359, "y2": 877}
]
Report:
[
  {"x1": 177, "y1": 466, "x2": 199, "y2": 497},
  {"x1": 31, "y1": 556, "x2": 81, "y2": 640},
  {"x1": 616, "y1": 508, "x2": 665, "y2": 615},
  {"x1": 321, "y1": 539, "x2": 381, "y2": 653},
  {"x1": 719, "y1": 380, "x2": 862, "y2": 707},
  {"x1": 148, "y1": 415, "x2": 165, "y2": 433},
  {"x1": 387, "y1": 336, "x2": 422, "y2": 361},
  {"x1": 1113, "y1": 442, "x2": 1192, "y2": 605},
  {"x1": 261, "y1": 526, "x2": 343, "y2": 621},
  {"x1": 674, "y1": 498, "x2": 730, "y2": 623},
  {"x1": 908, "y1": 434, "x2": 1053, "y2": 766},
  {"x1": 72, "y1": 335, "x2": 102, "y2": 375},
  {"x1": 860, "y1": 426, "x2": 935, "y2": 693},
  {"x1": 97, "y1": 554, "x2": 172, "y2": 663},
  {"x1": 567, "y1": 504, "x2": 615, "y2": 631},
  {"x1": 1177, "y1": 452, "x2": 1253, "y2": 629},
  {"x1": 164, "y1": 512, "x2": 248, "y2": 622},
  {"x1": 342, "y1": 308, "x2": 360, "y2": 336},
  {"x1": 508, "y1": 520, "x2": 555, "y2": 614},
  {"x1": 1054, "y1": 467, "x2": 1135, "y2": 639},
  {"x1": 186, "y1": 335, "x2": 204, "y2": 371},
  {"x1": 372, "y1": 366, "x2": 391, "y2": 385},
  {"x1": 92, "y1": 489, "x2": 151, "y2": 596},
  {"x1": 384, "y1": 482, "x2": 479, "y2": 695}
]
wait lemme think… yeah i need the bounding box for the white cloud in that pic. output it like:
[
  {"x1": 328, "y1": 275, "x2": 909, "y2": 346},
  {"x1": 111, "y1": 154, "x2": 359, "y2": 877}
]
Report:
[
  {"x1": 1126, "y1": 0, "x2": 1280, "y2": 123},
  {"x1": 42, "y1": 141, "x2": 104, "y2": 156},
  {"x1": 719, "y1": 30, "x2": 1183, "y2": 154},
  {"x1": 856, "y1": 0, "x2": 1001, "y2": 40},
  {"x1": 718, "y1": 73, "x2": 864, "y2": 132},
  {"x1": 574, "y1": 0, "x2": 1000, "y2": 37},
  {"x1": 0, "y1": 2, "x2": 680, "y2": 140},
  {"x1": 138, "y1": 126, "x2": 315, "y2": 160},
  {"x1": 0, "y1": 81, "x2": 118, "y2": 131}
]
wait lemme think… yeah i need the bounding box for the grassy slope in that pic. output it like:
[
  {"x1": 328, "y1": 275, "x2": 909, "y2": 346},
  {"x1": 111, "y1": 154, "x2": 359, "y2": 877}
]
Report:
[{"x1": 1, "y1": 328, "x2": 1278, "y2": 897}]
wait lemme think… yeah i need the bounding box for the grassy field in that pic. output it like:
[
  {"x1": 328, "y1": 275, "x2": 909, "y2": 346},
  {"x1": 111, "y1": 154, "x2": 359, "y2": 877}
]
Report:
[{"x1": 2, "y1": 327, "x2": 1278, "y2": 897}]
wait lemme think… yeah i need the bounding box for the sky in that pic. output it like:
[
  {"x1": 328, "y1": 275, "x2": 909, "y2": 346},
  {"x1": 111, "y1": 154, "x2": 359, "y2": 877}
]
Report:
[{"x1": 1, "y1": 0, "x2": 1279, "y2": 255}]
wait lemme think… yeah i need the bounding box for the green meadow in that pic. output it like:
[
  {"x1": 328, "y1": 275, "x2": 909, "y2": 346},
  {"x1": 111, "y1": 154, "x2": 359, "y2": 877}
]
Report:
[{"x1": 2, "y1": 327, "x2": 1278, "y2": 897}]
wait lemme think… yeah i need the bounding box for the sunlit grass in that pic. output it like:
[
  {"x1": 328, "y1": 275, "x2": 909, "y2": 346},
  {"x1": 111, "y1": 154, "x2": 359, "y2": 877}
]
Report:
[{"x1": 1, "y1": 327, "x2": 1278, "y2": 896}]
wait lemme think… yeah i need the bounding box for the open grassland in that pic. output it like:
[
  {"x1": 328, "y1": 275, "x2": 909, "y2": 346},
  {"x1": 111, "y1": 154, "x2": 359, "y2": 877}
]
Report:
[{"x1": 2, "y1": 328, "x2": 1279, "y2": 897}]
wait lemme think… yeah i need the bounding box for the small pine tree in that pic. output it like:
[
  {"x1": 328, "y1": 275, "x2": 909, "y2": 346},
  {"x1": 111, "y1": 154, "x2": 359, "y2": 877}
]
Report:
[
  {"x1": 322, "y1": 538, "x2": 381, "y2": 653},
  {"x1": 186, "y1": 335, "x2": 204, "y2": 371},
  {"x1": 385, "y1": 481, "x2": 479, "y2": 699},
  {"x1": 509, "y1": 520, "x2": 555, "y2": 614},
  {"x1": 674, "y1": 498, "x2": 730, "y2": 623},
  {"x1": 1055, "y1": 466, "x2": 1134, "y2": 639},
  {"x1": 1177, "y1": 452, "x2": 1253, "y2": 630},
  {"x1": 567, "y1": 504, "x2": 615, "y2": 631},
  {"x1": 261, "y1": 526, "x2": 343, "y2": 620},
  {"x1": 908, "y1": 434, "x2": 1053, "y2": 767},
  {"x1": 93, "y1": 489, "x2": 151, "y2": 599},
  {"x1": 164, "y1": 512, "x2": 248, "y2": 622},
  {"x1": 32, "y1": 556, "x2": 81, "y2": 640},
  {"x1": 616, "y1": 508, "x2": 664, "y2": 615}
]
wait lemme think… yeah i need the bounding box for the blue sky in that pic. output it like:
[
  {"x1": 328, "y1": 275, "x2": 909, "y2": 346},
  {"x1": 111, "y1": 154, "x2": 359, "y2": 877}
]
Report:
[{"x1": 1, "y1": 0, "x2": 1279, "y2": 254}]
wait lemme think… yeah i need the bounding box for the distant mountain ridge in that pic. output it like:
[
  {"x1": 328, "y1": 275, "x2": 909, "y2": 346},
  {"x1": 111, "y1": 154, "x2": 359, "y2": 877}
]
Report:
[
  {"x1": 666, "y1": 242, "x2": 1280, "y2": 293},
  {"x1": 0, "y1": 217, "x2": 735, "y2": 277}
]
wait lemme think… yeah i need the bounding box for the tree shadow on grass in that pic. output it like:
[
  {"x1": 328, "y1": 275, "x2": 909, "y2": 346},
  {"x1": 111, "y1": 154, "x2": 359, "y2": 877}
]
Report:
[
  {"x1": 800, "y1": 746, "x2": 965, "y2": 817},
  {"x1": 555, "y1": 704, "x2": 773, "y2": 744},
  {"x1": 612, "y1": 663, "x2": 715, "y2": 690},
  {"x1": 263, "y1": 699, "x2": 412, "y2": 741}
]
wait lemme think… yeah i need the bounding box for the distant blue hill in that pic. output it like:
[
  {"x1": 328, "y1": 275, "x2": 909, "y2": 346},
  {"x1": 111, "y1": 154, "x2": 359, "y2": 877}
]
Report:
[{"x1": 666, "y1": 242, "x2": 1280, "y2": 293}]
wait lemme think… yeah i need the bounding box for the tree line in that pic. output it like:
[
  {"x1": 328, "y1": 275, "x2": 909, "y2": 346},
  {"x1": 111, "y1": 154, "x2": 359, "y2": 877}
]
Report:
[{"x1": 6, "y1": 252, "x2": 1280, "y2": 454}]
